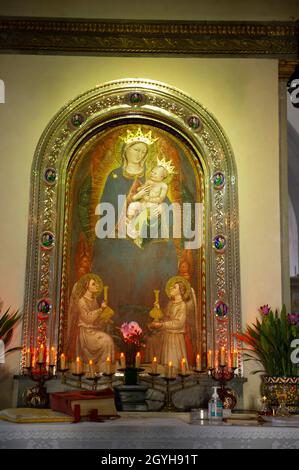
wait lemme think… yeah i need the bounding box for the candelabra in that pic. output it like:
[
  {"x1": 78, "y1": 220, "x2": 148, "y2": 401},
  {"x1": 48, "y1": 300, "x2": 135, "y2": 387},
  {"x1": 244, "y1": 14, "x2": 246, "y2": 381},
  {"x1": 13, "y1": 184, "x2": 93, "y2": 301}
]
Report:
[
  {"x1": 72, "y1": 371, "x2": 85, "y2": 388},
  {"x1": 161, "y1": 376, "x2": 177, "y2": 412},
  {"x1": 148, "y1": 372, "x2": 160, "y2": 388},
  {"x1": 178, "y1": 373, "x2": 191, "y2": 389},
  {"x1": 58, "y1": 366, "x2": 70, "y2": 384},
  {"x1": 193, "y1": 368, "x2": 206, "y2": 384},
  {"x1": 209, "y1": 365, "x2": 237, "y2": 409},
  {"x1": 86, "y1": 374, "x2": 101, "y2": 391},
  {"x1": 102, "y1": 372, "x2": 115, "y2": 387},
  {"x1": 24, "y1": 362, "x2": 55, "y2": 408}
]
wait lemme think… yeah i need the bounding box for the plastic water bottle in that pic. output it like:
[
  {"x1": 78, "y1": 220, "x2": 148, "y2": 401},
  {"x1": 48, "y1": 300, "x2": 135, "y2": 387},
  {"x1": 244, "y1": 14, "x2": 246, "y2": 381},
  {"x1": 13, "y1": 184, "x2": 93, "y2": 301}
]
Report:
[{"x1": 208, "y1": 386, "x2": 223, "y2": 421}]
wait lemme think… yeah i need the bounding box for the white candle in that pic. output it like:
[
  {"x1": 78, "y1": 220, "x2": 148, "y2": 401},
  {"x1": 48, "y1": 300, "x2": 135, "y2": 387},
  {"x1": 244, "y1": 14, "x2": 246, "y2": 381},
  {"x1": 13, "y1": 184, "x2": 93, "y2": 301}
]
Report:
[
  {"x1": 232, "y1": 349, "x2": 238, "y2": 368},
  {"x1": 49, "y1": 347, "x2": 56, "y2": 366},
  {"x1": 151, "y1": 356, "x2": 157, "y2": 374},
  {"x1": 75, "y1": 356, "x2": 83, "y2": 374},
  {"x1": 105, "y1": 356, "x2": 111, "y2": 374},
  {"x1": 25, "y1": 348, "x2": 31, "y2": 368},
  {"x1": 195, "y1": 353, "x2": 201, "y2": 371},
  {"x1": 207, "y1": 350, "x2": 213, "y2": 369},
  {"x1": 180, "y1": 357, "x2": 187, "y2": 375},
  {"x1": 89, "y1": 359, "x2": 95, "y2": 378},
  {"x1": 220, "y1": 347, "x2": 226, "y2": 366},
  {"x1": 135, "y1": 352, "x2": 141, "y2": 368},
  {"x1": 38, "y1": 344, "x2": 44, "y2": 363},
  {"x1": 120, "y1": 352, "x2": 126, "y2": 369},
  {"x1": 166, "y1": 360, "x2": 174, "y2": 378},
  {"x1": 60, "y1": 353, "x2": 66, "y2": 370}
]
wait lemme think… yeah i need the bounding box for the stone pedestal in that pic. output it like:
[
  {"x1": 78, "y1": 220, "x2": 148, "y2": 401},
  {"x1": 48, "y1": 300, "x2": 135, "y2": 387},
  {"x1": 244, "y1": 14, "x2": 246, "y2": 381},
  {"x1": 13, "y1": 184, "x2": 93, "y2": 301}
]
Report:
[{"x1": 114, "y1": 385, "x2": 148, "y2": 411}]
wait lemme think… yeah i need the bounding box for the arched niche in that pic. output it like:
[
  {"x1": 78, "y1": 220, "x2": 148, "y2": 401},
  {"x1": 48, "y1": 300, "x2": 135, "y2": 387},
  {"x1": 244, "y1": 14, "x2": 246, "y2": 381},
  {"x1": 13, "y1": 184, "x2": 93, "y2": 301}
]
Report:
[{"x1": 22, "y1": 79, "x2": 241, "y2": 372}]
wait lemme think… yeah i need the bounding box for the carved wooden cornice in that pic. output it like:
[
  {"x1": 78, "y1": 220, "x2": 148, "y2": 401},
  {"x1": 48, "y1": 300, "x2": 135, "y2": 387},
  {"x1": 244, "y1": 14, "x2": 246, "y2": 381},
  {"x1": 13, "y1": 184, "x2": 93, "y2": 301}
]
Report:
[{"x1": 0, "y1": 16, "x2": 298, "y2": 58}]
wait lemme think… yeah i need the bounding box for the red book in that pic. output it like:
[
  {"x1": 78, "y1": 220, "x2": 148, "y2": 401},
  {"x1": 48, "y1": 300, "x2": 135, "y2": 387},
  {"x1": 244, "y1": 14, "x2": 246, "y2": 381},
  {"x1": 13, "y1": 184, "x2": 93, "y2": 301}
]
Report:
[{"x1": 50, "y1": 388, "x2": 118, "y2": 419}]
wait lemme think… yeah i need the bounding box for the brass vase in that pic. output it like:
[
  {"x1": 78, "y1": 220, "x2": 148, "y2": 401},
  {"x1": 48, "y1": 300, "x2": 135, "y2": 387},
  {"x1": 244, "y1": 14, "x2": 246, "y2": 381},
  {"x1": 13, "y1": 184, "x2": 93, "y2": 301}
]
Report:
[{"x1": 262, "y1": 376, "x2": 299, "y2": 411}]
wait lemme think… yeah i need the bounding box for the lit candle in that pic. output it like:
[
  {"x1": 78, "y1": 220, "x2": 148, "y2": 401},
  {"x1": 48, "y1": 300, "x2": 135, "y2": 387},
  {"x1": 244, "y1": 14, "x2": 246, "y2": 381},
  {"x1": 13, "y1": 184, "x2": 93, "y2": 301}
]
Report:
[
  {"x1": 120, "y1": 352, "x2": 126, "y2": 369},
  {"x1": 103, "y1": 286, "x2": 109, "y2": 303},
  {"x1": 195, "y1": 353, "x2": 201, "y2": 371},
  {"x1": 180, "y1": 357, "x2": 187, "y2": 375},
  {"x1": 88, "y1": 359, "x2": 95, "y2": 378},
  {"x1": 166, "y1": 360, "x2": 174, "y2": 378},
  {"x1": 232, "y1": 349, "x2": 238, "y2": 368},
  {"x1": 135, "y1": 352, "x2": 141, "y2": 368},
  {"x1": 38, "y1": 344, "x2": 44, "y2": 363},
  {"x1": 75, "y1": 356, "x2": 83, "y2": 374},
  {"x1": 49, "y1": 347, "x2": 56, "y2": 366},
  {"x1": 151, "y1": 356, "x2": 157, "y2": 374},
  {"x1": 105, "y1": 356, "x2": 111, "y2": 374},
  {"x1": 25, "y1": 348, "x2": 32, "y2": 368},
  {"x1": 60, "y1": 353, "x2": 66, "y2": 370},
  {"x1": 207, "y1": 350, "x2": 213, "y2": 369},
  {"x1": 220, "y1": 347, "x2": 226, "y2": 366}
]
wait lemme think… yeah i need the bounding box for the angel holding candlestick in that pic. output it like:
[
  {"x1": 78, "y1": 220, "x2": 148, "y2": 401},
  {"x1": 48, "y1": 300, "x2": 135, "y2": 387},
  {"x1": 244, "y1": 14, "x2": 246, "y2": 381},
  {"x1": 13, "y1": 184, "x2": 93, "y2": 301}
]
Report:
[
  {"x1": 146, "y1": 276, "x2": 195, "y2": 369},
  {"x1": 65, "y1": 273, "x2": 115, "y2": 367}
]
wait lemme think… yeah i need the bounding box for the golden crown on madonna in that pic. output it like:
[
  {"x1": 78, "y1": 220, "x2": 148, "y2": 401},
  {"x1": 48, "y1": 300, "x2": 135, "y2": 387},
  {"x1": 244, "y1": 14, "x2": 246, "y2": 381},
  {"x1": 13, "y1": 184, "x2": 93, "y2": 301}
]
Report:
[{"x1": 120, "y1": 127, "x2": 159, "y2": 146}]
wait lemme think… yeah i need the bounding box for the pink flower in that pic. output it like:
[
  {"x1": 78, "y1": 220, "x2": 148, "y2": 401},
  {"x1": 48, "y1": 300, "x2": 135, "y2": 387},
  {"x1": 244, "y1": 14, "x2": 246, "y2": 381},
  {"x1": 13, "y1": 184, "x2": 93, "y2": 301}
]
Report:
[
  {"x1": 259, "y1": 304, "x2": 271, "y2": 316},
  {"x1": 120, "y1": 321, "x2": 143, "y2": 344},
  {"x1": 288, "y1": 313, "x2": 299, "y2": 325}
]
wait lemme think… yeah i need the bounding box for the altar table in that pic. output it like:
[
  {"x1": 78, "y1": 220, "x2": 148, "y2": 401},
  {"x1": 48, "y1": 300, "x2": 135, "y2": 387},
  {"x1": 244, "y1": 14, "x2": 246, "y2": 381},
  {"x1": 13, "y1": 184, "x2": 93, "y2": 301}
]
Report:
[{"x1": 0, "y1": 414, "x2": 299, "y2": 449}]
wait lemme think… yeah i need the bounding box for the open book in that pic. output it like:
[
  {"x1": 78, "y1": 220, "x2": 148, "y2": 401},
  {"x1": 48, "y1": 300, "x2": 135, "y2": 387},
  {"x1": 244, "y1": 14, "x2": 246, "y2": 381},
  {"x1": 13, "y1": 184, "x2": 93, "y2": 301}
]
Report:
[{"x1": 50, "y1": 388, "x2": 118, "y2": 419}]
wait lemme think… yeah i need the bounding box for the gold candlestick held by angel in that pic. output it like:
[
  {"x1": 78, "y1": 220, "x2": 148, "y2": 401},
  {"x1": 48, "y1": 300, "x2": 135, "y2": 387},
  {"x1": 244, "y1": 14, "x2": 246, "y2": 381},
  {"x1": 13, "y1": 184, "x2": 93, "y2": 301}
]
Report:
[
  {"x1": 100, "y1": 286, "x2": 115, "y2": 323},
  {"x1": 149, "y1": 290, "x2": 163, "y2": 321}
]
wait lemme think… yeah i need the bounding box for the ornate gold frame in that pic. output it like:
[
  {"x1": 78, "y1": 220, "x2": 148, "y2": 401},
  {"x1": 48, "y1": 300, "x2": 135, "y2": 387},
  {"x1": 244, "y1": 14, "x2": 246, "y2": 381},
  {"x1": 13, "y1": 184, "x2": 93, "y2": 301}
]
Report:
[{"x1": 22, "y1": 78, "x2": 241, "y2": 372}]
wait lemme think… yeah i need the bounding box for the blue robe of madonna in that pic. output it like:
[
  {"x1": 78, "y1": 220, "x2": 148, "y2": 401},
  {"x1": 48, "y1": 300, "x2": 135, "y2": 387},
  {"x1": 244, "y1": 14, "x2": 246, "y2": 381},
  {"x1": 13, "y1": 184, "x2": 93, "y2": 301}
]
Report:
[{"x1": 91, "y1": 167, "x2": 178, "y2": 320}]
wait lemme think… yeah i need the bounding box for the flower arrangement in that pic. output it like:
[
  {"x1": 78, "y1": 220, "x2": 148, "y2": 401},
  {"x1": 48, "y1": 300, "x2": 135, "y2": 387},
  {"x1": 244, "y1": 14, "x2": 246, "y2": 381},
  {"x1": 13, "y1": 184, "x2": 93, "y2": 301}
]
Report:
[
  {"x1": 119, "y1": 321, "x2": 143, "y2": 368},
  {"x1": 235, "y1": 304, "x2": 299, "y2": 377}
]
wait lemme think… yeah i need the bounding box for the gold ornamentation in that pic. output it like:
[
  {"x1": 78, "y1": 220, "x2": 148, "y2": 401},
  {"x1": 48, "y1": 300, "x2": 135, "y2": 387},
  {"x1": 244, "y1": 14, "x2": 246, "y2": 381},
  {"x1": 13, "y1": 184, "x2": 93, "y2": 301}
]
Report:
[
  {"x1": 0, "y1": 18, "x2": 297, "y2": 58},
  {"x1": 156, "y1": 156, "x2": 175, "y2": 175},
  {"x1": 165, "y1": 276, "x2": 191, "y2": 299},
  {"x1": 120, "y1": 127, "x2": 158, "y2": 146}
]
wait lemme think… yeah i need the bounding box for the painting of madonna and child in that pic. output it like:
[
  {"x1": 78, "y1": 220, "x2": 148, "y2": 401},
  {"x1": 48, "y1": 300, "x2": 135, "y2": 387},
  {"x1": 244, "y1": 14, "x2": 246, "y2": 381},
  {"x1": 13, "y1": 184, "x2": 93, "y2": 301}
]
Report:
[{"x1": 63, "y1": 124, "x2": 205, "y2": 373}]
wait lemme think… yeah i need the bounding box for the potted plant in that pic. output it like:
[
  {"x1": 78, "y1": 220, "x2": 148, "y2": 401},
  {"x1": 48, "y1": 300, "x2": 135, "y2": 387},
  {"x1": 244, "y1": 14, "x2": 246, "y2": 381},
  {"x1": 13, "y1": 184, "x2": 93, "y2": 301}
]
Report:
[
  {"x1": 0, "y1": 304, "x2": 21, "y2": 362},
  {"x1": 234, "y1": 305, "x2": 299, "y2": 407}
]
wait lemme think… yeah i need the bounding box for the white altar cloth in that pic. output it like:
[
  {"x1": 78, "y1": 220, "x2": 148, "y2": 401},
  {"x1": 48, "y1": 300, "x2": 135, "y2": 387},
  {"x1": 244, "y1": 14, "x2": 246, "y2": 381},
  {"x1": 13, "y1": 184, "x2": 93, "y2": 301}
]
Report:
[{"x1": 1, "y1": 414, "x2": 299, "y2": 449}]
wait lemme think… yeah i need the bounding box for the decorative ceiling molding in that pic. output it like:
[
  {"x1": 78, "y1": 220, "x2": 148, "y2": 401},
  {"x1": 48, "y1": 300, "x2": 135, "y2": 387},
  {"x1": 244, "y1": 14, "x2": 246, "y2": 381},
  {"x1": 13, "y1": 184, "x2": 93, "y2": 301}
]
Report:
[{"x1": 0, "y1": 16, "x2": 298, "y2": 59}]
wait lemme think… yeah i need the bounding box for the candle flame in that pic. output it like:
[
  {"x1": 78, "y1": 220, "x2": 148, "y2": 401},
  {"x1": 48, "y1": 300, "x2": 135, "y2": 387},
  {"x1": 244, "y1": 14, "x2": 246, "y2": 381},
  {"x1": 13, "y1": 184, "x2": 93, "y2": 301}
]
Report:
[
  {"x1": 51, "y1": 346, "x2": 55, "y2": 352},
  {"x1": 106, "y1": 356, "x2": 111, "y2": 362},
  {"x1": 26, "y1": 348, "x2": 30, "y2": 353},
  {"x1": 153, "y1": 356, "x2": 157, "y2": 362},
  {"x1": 168, "y1": 361, "x2": 173, "y2": 367},
  {"x1": 196, "y1": 353, "x2": 200, "y2": 359},
  {"x1": 61, "y1": 353, "x2": 65, "y2": 358},
  {"x1": 40, "y1": 344, "x2": 44, "y2": 349},
  {"x1": 120, "y1": 352, "x2": 125, "y2": 358},
  {"x1": 181, "y1": 357, "x2": 186, "y2": 364},
  {"x1": 89, "y1": 359, "x2": 93, "y2": 365},
  {"x1": 76, "y1": 356, "x2": 80, "y2": 363},
  {"x1": 136, "y1": 352, "x2": 141, "y2": 357}
]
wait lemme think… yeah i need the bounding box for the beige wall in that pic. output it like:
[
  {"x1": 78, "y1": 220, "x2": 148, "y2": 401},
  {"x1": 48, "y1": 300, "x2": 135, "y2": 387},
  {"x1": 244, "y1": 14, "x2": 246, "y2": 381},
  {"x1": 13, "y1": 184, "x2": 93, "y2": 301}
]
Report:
[
  {"x1": 0, "y1": 0, "x2": 298, "y2": 20},
  {"x1": 0, "y1": 55, "x2": 281, "y2": 409}
]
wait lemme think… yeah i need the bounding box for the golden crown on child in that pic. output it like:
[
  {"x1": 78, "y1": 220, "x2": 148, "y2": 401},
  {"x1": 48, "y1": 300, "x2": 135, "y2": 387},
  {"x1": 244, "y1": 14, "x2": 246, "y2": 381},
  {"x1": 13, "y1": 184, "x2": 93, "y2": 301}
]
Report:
[{"x1": 156, "y1": 156, "x2": 176, "y2": 175}]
